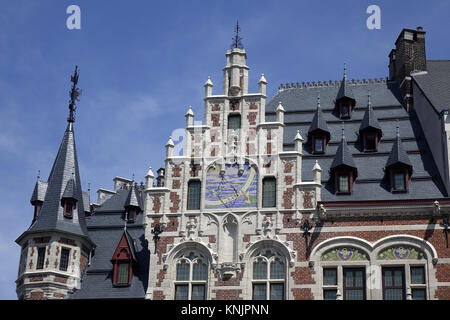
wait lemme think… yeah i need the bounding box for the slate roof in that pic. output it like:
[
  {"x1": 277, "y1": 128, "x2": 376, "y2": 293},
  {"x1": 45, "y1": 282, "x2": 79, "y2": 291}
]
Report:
[
  {"x1": 30, "y1": 180, "x2": 47, "y2": 204},
  {"x1": 359, "y1": 95, "x2": 382, "y2": 135},
  {"x1": 17, "y1": 123, "x2": 93, "y2": 245},
  {"x1": 68, "y1": 188, "x2": 149, "y2": 299},
  {"x1": 266, "y1": 80, "x2": 447, "y2": 201},
  {"x1": 308, "y1": 98, "x2": 331, "y2": 140},
  {"x1": 386, "y1": 130, "x2": 413, "y2": 172},
  {"x1": 412, "y1": 60, "x2": 450, "y2": 113},
  {"x1": 336, "y1": 72, "x2": 355, "y2": 101},
  {"x1": 330, "y1": 129, "x2": 357, "y2": 175},
  {"x1": 62, "y1": 178, "x2": 76, "y2": 200},
  {"x1": 124, "y1": 184, "x2": 142, "y2": 210}
]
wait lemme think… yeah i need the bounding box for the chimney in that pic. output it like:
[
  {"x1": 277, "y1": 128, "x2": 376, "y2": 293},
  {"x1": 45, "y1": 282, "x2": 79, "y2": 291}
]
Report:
[
  {"x1": 389, "y1": 27, "x2": 427, "y2": 110},
  {"x1": 156, "y1": 168, "x2": 165, "y2": 187}
]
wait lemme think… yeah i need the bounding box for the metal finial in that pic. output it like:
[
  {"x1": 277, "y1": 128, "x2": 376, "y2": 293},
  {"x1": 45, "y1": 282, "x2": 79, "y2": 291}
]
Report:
[
  {"x1": 68, "y1": 65, "x2": 82, "y2": 123},
  {"x1": 37, "y1": 169, "x2": 40, "y2": 181},
  {"x1": 368, "y1": 90, "x2": 372, "y2": 108},
  {"x1": 231, "y1": 20, "x2": 244, "y2": 49},
  {"x1": 124, "y1": 211, "x2": 128, "y2": 231},
  {"x1": 317, "y1": 94, "x2": 321, "y2": 108},
  {"x1": 396, "y1": 119, "x2": 400, "y2": 138},
  {"x1": 132, "y1": 173, "x2": 135, "y2": 182},
  {"x1": 343, "y1": 63, "x2": 347, "y2": 80},
  {"x1": 88, "y1": 182, "x2": 91, "y2": 192},
  {"x1": 341, "y1": 121, "x2": 345, "y2": 139}
]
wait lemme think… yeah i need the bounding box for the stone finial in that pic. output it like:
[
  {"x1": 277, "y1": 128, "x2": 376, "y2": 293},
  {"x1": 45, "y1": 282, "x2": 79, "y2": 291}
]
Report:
[
  {"x1": 145, "y1": 166, "x2": 154, "y2": 178},
  {"x1": 258, "y1": 74, "x2": 267, "y2": 84},
  {"x1": 294, "y1": 129, "x2": 304, "y2": 141},
  {"x1": 204, "y1": 76, "x2": 213, "y2": 97}
]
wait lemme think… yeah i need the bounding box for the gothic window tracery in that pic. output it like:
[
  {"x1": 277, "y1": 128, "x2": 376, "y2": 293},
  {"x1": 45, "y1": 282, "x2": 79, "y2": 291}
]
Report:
[
  {"x1": 174, "y1": 251, "x2": 208, "y2": 300},
  {"x1": 251, "y1": 249, "x2": 286, "y2": 300}
]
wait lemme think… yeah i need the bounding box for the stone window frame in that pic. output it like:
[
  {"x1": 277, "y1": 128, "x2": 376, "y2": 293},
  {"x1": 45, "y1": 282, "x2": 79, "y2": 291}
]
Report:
[
  {"x1": 173, "y1": 251, "x2": 209, "y2": 300},
  {"x1": 262, "y1": 176, "x2": 277, "y2": 208},
  {"x1": 251, "y1": 248, "x2": 287, "y2": 300},
  {"x1": 36, "y1": 246, "x2": 46, "y2": 270},
  {"x1": 310, "y1": 235, "x2": 438, "y2": 300},
  {"x1": 59, "y1": 247, "x2": 71, "y2": 272},
  {"x1": 242, "y1": 240, "x2": 294, "y2": 300},
  {"x1": 164, "y1": 242, "x2": 214, "y2": 300}
]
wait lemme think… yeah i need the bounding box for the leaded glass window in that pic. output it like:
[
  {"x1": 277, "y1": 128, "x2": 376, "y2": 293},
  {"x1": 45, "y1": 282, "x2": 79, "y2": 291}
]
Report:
[
  {"x1": 252, "y1": 249, "x2": 286, "y2": 300},
  {"x1": 59, "y1": 248, "x2": 70, "y2": 271},
  {"x1": 323, "y1": 268, "x2": 338, "y2": 300},
  {"x1": 338, "y1": 174, "x2": 349, "y2": 192},
  {"x1": 117, "y1": 262, "x2": 130, "y2": 284},
  {"x1": 174, "y1": 251, "x2": 208, "y2": 300},
  {"x1": 187, "y1": 180, "x2": 201, "y2": 210},
  {"x1": 383, "y1": 267, "x2": 405, "y2": 300},
  {"x1": 262, "y1": 178, "x2": 276, "y2": 207},
  {"x1": 393, "y1": 172, "x2": 406, "y2": 191},
  {"x1": 343, "y1": 268, "x2": 365, "y2": 300},
  {"x1": 411, "y1": 266, "x2": 426, "y2": 300}
]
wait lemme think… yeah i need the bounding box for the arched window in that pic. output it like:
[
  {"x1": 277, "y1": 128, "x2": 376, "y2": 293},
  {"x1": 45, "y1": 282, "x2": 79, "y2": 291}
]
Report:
[
  {"x1": 252, "y1": 249, "x2": 286, "y2": 300},
  {"x1": 187, "y1": 180, "x2": 201, "y2": 210},
  {"x1": 174, "y1": 251, "x2": 208, "y2": 300}
]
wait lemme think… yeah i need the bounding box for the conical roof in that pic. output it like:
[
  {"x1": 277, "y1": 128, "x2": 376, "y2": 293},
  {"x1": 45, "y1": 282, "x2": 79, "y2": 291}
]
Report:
[
  {"x1": 17, "y1": 123, "x2": 93, "y2": 245},
  {"x1": 386, "y1": 127, "x2": 413, "y2": 173},
  {"x1": 308, "y1": 96, "x2": 331, "y2": 141},
  {"x1": 124, "y1": 184, "x2": 142, "y2": 211},
  {"x1": 331, "y1": 127, "x2": 357, "y2": 175},
  {"x1": 30, "y1": 180, "x2": 48, "y2": 204},
  {"x1": 359, "y1": 94, "x2": 382, "y2": 135},
  {"x1": 336, "y1": 64, "x2": 355, "y2": 102}
]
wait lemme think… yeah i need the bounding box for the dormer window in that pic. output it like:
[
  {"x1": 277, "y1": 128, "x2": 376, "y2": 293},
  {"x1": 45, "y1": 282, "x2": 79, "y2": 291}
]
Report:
[
  {"x1": 335, "y1": 170, "x2": 354, "y2": 194},
  {"x1": 364, "y1": 133, "x2": 378, "y2": 152},
  {"x1": 63, "y1": 200, "x2": 75, "y2": 218},
  {"x1": 339, "y1": 102, "x2": 352, "y2": 119},
  {"x1": 390, "y1": 169, "x2": 409, "y2": 192},
  {"x1": 111, "y1": 231, "x2": 137, "y2": 287},
  {"x1": 313, "y1": 136, "x2": 326, "y2": 154}
]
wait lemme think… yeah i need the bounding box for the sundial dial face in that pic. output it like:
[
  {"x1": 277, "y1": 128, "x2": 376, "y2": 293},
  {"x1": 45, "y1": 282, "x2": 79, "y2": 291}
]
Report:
[{"x1": 205, "y1": 162, "x2": 258, "y2": 209}]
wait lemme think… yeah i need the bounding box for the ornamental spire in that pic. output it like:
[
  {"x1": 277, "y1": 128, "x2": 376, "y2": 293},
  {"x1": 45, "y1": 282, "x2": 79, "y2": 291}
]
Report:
[
  {"x1": 231, "y1": 20, "x2": 244, "y2": 49},
  {"x1": 68, "y1": 65, "x2": 82, "y2": 125}
]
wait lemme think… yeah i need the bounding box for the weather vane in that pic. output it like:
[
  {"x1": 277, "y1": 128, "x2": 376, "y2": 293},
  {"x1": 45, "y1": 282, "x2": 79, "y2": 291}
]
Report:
[
  {"x1": 231, "y1": 20, "x2": 244, "y2": 49},
  {"x1": 68, "y1": 65, "x2": 82, "y2": 123}
]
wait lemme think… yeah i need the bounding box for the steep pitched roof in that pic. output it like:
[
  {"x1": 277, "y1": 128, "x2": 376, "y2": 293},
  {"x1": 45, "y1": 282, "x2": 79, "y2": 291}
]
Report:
[
  {"x1": 68, "y1": 188, "x2": 149, "y2": 299},
  {"x1": 336, "y1": 66, "x2": 355, "y2": 102},
  {"x1": 17, "y1": 123, "x2": 93, "y2": 245},
  {"x1": 124, "y1": 184, "x2": 142, "y2": 210},
  {"x1": 308, "y1": 96, "x2": 331, "y2": 140},
  {"x1": 359, "y1": 94, "x2": 382, "y2": 135},
  {"x1": 30, "y1": 180, "x2": 48, "y2": 204},
  {"x1": 412, "y1": 60, "x2": 450, "y2": 113},
  {"x1": 330, "y1": 127, "x2": 357, "y2": 175},
  {"x1": 266, "y1": 80, "x2": 446, "y2": 201},
  {"x1": 386, "y1": 127, "x2": 413, "y2": 173}
]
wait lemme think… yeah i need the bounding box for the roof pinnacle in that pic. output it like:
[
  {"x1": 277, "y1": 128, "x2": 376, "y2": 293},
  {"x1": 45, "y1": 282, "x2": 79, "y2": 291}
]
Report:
[
  {"x1": 68, "y1": 65, "x2": 81, "y2": 125},
  {"x1": 231, "y1": 20, "x2": 244, "y2": 49}
]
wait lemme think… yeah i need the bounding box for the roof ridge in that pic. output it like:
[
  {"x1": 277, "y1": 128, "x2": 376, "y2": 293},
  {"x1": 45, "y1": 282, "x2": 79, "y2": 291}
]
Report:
[{"x1": 278, "y1": 77, "x2": 389, "y2": 91}]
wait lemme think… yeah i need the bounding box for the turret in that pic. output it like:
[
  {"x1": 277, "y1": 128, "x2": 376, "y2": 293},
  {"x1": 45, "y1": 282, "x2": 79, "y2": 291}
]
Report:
[
  {"x1": 145, "y1": 166, "x2": 154, "y2": 188},
  {"x1": 15, "y1": 66, "x2": 94, "y2": 300}
]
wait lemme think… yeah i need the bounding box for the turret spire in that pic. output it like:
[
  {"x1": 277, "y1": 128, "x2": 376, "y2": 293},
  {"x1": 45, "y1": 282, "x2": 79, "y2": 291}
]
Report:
[
  {"x1": 231, "y1": 20, "x2": 244, "y2": 49},
  {"x1": 68, "y1": 65, "x2": 82, "y2": 125}
]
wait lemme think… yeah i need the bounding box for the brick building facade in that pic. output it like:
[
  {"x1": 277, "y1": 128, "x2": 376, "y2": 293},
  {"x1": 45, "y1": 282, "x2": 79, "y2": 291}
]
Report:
[{"x1": 16, "y1": 26, "x2": 450, "y2": 300}]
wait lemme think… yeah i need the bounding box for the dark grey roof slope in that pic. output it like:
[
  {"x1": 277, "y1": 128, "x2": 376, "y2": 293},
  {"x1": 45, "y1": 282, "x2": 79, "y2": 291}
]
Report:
[
  {"x1": 68, "y1": 188, "x2": 149, "y2": 299},
  {"x1": 336, "y1": 70, "x2": 355, "y2": 101},
  {"x1": 266, "y1": 80, "x2": 447, "y2": 201},
  {"x1": 308, "y1": 99, "x2": 330, "y2": 140},
  {"x1": 386, "y1": 131, "x2": 413, "y2": 172},
  {"x1": 359, "y1": 96, "x2": 382, "y2": 134},
  {"x1": 330, "y1": 131, "x2": 357, "y2": 174},
  {"x1": 62, "y1": 178, "x2": 77, "y2": 200},
  {"x1": 412, "y1": 60, "x2": 450, "y2": 113},
  {"x1": 124, "y1": 184, "x2": 142, "y2": 209},
  {"x1": 30, "y1": 180, "x2": 47, "y2": 203},
  {"x1": 17, "y1": 123, "x2": 93, "y2": 245}
]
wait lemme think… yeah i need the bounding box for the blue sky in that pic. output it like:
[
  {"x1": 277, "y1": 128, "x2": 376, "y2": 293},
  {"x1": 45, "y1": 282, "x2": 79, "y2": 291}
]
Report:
[{"x1": 0, "y1": 0, "x2": 449, "y2": 299}]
